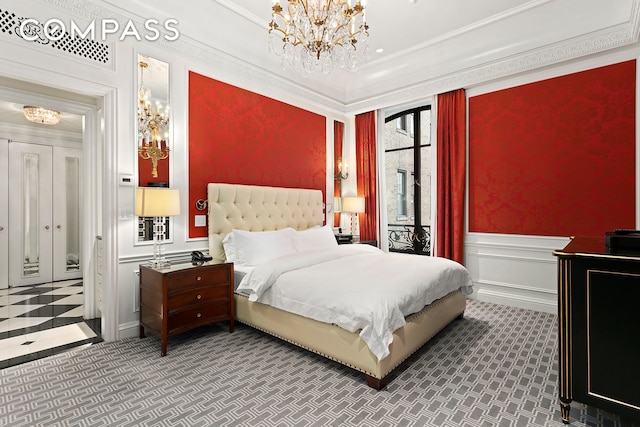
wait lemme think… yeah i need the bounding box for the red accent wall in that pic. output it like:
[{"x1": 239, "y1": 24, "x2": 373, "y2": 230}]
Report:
[
  {"x1": 188, "y1": 71, "x2": 326, "y2": 238},
  {"x1": 468, "y1": 60, "x2": 636, "y2": 237}
]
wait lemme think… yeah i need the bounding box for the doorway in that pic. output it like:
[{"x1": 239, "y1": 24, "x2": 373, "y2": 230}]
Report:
[{"x1": 0, "y1": 85, "x2": 103, "y2": 367}]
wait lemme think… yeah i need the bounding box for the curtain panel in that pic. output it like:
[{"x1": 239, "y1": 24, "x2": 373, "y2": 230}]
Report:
[
  {"x1": 436, "y1": 89, "x2": 466, "y2": 264},
  {"x1": 355, "y1": 111, "x2": 378, "y2": 242}
]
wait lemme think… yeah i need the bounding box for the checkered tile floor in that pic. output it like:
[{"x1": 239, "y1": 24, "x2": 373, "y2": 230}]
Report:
[{"x1": 0, "y1": 280, "x2": 102, "y2": 368}]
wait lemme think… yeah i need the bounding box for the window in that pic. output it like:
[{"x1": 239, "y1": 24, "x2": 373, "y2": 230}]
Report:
[
  {"x1": 384, "y1": 106, "x2": 432, "y2": 255},
  {"x1": 397, "y1": 170, "x2": 407, "y2": 219}
]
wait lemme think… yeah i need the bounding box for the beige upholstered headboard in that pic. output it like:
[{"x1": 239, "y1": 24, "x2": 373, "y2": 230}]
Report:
[{"x1": 208, "y1": 183, "x2": 324, "y2": 262}]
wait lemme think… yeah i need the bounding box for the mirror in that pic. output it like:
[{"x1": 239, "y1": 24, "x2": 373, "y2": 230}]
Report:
[
  {"x1": 23, "y1": 153, "x2": 40, "y2": 276},
  {"x1": 136, "y1": 53, "x2": 171, "y2": 243},
  {"x1": 333, "y1": 120, "x2": 344, "y2": 229}
]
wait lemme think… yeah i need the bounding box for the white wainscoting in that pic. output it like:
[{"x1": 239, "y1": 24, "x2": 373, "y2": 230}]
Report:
[{"x1": 465, "y1": 233, "x2": 571, "y2": 314}]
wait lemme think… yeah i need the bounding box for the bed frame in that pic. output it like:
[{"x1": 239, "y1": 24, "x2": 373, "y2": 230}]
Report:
[{"x1": 208, "y1": 183, "x2": 466, "y2": 389}]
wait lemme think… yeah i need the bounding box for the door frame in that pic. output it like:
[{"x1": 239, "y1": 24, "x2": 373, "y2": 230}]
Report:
[{"x1": 0, "y1": 75, "x2": 117, "y2": 342}]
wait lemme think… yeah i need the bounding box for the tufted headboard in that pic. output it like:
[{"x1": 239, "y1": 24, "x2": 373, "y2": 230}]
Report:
[{"x1": 207, "y1": 183, "x2": 324, "y2": 262}]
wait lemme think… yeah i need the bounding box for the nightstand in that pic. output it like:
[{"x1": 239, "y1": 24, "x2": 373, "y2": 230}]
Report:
[
  {"x1": 139, "y1": 260, "x2": 234, "y2": 356},
  {"x1": 335, "y1": 234, "x2": 353, "y2": 244}
]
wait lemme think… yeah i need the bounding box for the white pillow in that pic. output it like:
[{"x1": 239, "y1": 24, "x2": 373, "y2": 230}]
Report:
[
  {"x1": 295, "y1": 224, "x2": 338, "y2": 252},
  {"x1": 222, "y1": 228, "x2": 297, "y2": 266}
]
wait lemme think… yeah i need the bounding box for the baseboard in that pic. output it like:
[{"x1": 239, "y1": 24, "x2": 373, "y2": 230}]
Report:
[
  {"x1": 470, "y1": 283, "x2": 557, "y2": 314},
  {"x1": 118, "y1": 321, "x2": 140, "y2": 339}
]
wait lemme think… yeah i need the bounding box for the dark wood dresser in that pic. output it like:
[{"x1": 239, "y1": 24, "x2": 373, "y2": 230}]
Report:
[
  {"x1": 139, "y1": 261, "x2": 234, "y2": 356},
  {"x1": 554, "y1": 237, "x2": 640, "y2": 424}
]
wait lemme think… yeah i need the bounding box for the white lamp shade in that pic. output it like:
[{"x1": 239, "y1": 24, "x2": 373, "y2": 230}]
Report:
[
  {"x1": 342, "y1": 196, "x2": 365, "y2": 213},
  {"x1": 135, "y1": 187, "x2": 181, "y2": 217}
]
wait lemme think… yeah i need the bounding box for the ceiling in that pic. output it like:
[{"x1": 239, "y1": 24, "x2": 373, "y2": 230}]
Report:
[
  {"x1": 1, "y1": 0, "x2": 638, "y2": 129},
  {"x1": 100, "y1": 0, "x2": 639, "y2": 109}
]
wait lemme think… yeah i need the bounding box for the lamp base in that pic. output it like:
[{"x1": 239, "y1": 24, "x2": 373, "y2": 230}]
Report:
[{"x1": 145, "y1": 257, "x2": 170, "y2": 268}]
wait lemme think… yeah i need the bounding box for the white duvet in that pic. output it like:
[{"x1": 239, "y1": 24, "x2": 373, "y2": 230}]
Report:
[{"x1": 237, "y1": 244, "x2": 474, "y2": 361}]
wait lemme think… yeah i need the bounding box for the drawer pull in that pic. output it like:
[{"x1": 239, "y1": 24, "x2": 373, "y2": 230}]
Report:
[
  {"x1": 196, "y1": 294, "x2": 202, "y2": 300},
  {"x1": 196, "y1": 313, "x2": 202, "y2": 318},
  {"x1": 196, "y1": 276, "x2": 202, "y2": 281}
]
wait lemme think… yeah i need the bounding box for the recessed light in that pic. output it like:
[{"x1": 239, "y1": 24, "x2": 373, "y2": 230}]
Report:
[
  {"x1": 409, "y1": 0, "x2": 417, "y2": 3},
  {"x1": 376, "y1": 48, "x2": 384, "y2": 53}
]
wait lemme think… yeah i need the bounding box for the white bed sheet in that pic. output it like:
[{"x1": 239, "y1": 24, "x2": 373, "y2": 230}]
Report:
[
  {"x1": 233, "y1": 264, "x2": 253, "y2": 290},
  {"x1": 237, "y1": 245, "x2": 473, "y2": 361}
]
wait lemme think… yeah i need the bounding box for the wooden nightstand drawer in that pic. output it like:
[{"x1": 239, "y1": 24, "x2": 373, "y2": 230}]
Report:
[
  {"x1": 168, "y1": 285, "x2": 229, "y2": 312},
  {"x1": 168, "y1": 303, "x2": 230, "y2": 334},
  {"x1": 139, "y1": 261, "x2": 235, "y2": 356},
  {"x1": 167, "y1": 267, "x2": 231, "y2": 293}
]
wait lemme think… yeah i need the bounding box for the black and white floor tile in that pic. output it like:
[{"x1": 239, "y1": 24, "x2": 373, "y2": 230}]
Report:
[{"x1": 0, "y1": 280, "x2": 102, "y2": 369}]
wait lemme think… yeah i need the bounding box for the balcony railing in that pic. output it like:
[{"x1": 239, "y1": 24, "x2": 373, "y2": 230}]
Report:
[{"x1": 388, "y1": 223, "x2": 431, "y2": 255}]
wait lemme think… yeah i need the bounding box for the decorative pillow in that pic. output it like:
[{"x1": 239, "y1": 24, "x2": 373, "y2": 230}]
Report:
[
  {"x1": 222, "y1": 228, "x2": 297, "y2": 266},
  {"x1": 295, "y1": 224, "x2": 338, "y2": 252}
]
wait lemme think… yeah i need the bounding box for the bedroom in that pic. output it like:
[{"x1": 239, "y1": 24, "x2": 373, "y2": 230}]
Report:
[{"x1": 0, "y1": 0, "x2": 638, "y2": 426}]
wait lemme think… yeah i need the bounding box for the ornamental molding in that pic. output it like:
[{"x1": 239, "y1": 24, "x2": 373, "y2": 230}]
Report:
[{"x1": 39, "y1": 0, "x2": 640, "y2": 115}]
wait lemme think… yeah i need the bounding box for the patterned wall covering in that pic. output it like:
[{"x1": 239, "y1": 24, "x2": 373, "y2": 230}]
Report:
[
  {"x1": 468, "y1": 60, "x2": 636, "y2": 237},
  {"x1": 188, "y1": 71, "x2": 327, "y2": 238}
]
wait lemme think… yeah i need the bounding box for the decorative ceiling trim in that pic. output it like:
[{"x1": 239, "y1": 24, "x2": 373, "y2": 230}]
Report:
[
  {"x1": 37, "y1": 0, "x2": 640, "y2": 115},
  {"x1": 41, "y1": 0, "x2": 345, "y2": 113},
  {"x1": 214, "y1": 0, "x2": 268, "y2": 30},
  {"x1": 362, "y1": 0, "x2": 553, "y2": 70},
  {"x1": 344, "y1": 21, "x2": 640, "y2": 114}
]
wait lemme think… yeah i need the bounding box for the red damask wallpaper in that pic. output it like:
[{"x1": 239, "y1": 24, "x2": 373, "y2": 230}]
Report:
[
  {"x1": 468, "y1": 60, "x2": 636, "y2": 237},
  {"x1": 188, "y1": 71, "x2": 327, "y2": 238}
]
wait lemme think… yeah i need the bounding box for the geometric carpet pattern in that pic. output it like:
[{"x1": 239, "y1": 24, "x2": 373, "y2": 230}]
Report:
[{"x1": 1, "y1": 300, "x2": 638, "y2": 426}]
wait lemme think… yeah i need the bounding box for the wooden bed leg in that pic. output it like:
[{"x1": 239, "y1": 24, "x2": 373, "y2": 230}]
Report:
[
  {"x1": 364, "y1": 374, "x2": 389, "y2": 390},
  {"x1": 457, "y1": 312, "x2": 465, "y2": 320}
]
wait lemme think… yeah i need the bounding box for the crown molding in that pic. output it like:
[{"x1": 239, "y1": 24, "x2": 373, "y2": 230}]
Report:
[
  {"x1": 39, "y1": 0, "x2": 640, "y2": 115},
  {"x1": 344, "y1": 17, "x2": 640, "y2": 114}
]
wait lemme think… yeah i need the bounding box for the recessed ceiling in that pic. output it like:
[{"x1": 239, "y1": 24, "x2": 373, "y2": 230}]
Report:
[{"x1": 102, "y1": 0, "x2": 640, "y2": 107}]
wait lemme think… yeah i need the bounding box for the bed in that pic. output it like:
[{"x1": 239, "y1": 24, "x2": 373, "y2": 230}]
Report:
[{"x1": 207, "y1": 183, "x2": 472, "y2": 389}]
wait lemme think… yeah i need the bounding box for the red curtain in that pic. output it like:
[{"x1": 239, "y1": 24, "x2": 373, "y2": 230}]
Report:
[
  {"x1": 334, "y1": 121, "x2": 344, "y2": 226},
  {"x1": 436, "y1": 89, "x2": 466, "y2": 264},
  {"x1": 355, "y1": 111, "x2": 377, "y2": 242}
]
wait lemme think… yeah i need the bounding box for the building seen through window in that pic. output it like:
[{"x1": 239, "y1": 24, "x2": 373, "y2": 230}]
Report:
[{"x1": 384, "y1": 105, "x2": 431, "y2": 254}]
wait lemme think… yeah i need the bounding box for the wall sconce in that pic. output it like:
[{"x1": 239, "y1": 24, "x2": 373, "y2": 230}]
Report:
[
  {"x1": 335, "y1": 157, "x2": 349, "y2": 181},
  {"x1": 135, "y1": 187, "x2": 180, "y2": 267},
  {"x1": 137, "y1": 60, "x2": 170, "y2": 178}
]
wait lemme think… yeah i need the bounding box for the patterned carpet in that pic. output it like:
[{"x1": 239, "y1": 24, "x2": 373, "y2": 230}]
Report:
[{"x1": 1, "y1": 300, "x2": 638, "y2": 427}]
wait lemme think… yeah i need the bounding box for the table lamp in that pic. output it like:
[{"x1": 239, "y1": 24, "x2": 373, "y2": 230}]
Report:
[{"x1": 135, "y1": 187, "x2": 180, "y2": 267}]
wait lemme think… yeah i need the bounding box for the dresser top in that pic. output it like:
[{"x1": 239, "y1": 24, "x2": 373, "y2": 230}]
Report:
[{"x1": 554, "y1": 236, "x2": 640, "y2": 260}]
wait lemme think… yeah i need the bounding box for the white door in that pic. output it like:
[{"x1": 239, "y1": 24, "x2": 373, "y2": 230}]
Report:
[
  {"x1": 7, "y1": 142, "x2": 82, "y2": 287},
  {"x1": 8, "y1": 141, "x2": 54, "y2": 287},
  {"x1": 0, "y1": 139, "x2": 8, "y2": 289}
]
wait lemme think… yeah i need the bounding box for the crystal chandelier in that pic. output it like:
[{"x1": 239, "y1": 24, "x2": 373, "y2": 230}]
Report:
[
  {"x1": 268, "y1": 0, "x2": 370, "y2": 74},
  {"x1": 137, "y1": 61, "x2": 170, "y2": 178},
  {"x1": 23, "y1": 106, "x2": 60, "y2": 125}
]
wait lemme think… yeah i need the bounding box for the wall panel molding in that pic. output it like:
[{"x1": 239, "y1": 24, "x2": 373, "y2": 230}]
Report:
[{"x1": 465, "y1": 233, "x2": 570, "y2": 314}]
